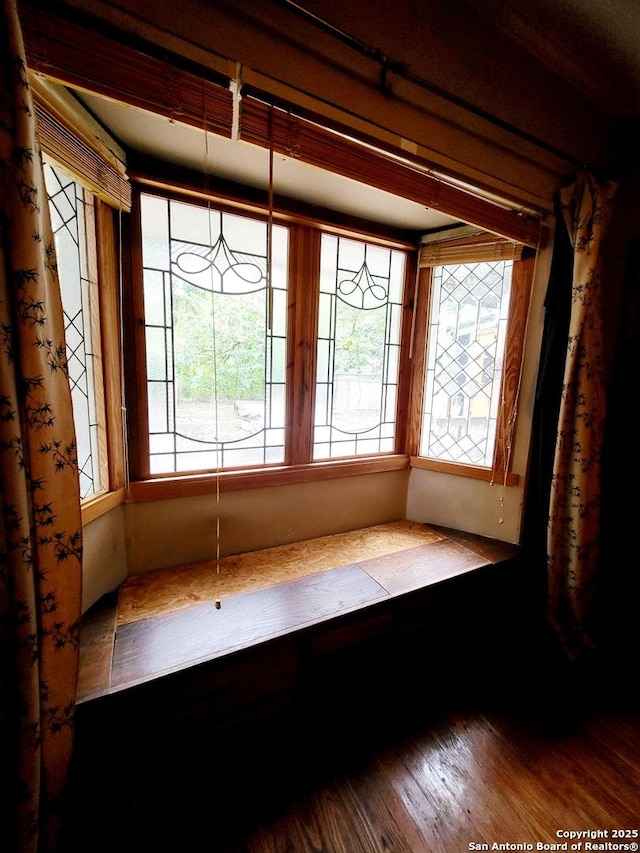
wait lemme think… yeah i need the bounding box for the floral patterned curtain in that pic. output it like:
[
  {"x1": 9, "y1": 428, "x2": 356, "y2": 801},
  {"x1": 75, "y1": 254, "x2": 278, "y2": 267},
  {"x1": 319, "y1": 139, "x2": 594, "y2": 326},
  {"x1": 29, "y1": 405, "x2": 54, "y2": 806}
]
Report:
[
  {"x1": 547, "y1": 171, "x2": 617, "y2": 662},
  {"x1": 1, "y1": 1, "x2": 83, "y2": 850}
]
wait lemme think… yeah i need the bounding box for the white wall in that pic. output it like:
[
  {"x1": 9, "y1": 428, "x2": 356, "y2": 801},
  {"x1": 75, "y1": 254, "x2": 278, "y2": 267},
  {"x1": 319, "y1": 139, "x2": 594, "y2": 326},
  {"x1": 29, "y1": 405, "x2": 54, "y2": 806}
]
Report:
[
  {"x1": 123, "y1": 469, "x2": 409, "y2": 575},
  {"x1": 81, "y1": 505, "x2": 128, "y2": 611}
]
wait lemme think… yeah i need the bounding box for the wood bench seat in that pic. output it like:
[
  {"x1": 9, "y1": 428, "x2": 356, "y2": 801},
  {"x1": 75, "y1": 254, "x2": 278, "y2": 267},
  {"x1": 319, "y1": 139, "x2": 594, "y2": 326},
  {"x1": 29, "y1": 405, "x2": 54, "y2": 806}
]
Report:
[{"x1": 77, "y1": 521, "x2": 520, "y2": 706}]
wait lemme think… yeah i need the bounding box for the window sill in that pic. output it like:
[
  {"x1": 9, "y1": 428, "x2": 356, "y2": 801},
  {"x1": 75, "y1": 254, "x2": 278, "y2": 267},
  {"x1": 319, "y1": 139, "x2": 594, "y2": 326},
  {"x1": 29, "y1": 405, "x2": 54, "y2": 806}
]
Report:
[
  {"x1": 409, "y1": 456, "x2": 519, "y2": 486},
  {"x1": 128, "y1": 455, "x2": 410, "y2": 502},
  {"x1": 81, "y1": 488, "x2": 127, "y2": 525}
]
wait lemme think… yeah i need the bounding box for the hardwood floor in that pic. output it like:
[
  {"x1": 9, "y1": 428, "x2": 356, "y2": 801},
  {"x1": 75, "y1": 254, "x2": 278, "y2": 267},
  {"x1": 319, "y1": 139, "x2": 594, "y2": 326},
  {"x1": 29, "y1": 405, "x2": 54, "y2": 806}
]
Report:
[{"x1": 62, "y1": 664, "x2": 640, "y2": 852}]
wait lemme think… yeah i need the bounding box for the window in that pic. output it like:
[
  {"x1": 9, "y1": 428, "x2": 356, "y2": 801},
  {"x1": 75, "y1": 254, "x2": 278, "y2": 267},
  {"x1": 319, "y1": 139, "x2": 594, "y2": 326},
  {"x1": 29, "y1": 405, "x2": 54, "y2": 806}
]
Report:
[
  {"x1": 314, "y1": 234, "x2": 405, "y2": 459},
  {"x1": 140, "y1": 193, "x2": 289, "y2": 474},
  {"x1": 33, "y1": 77, "x2": 128, "y2": 520},
  {"x1": 44, "y1": 160, "x2": 106, "y2": 499},
  {"x1": 411, "y1": 237, "x2": 535, "y2": 483},
  {"x1": 420, "y1": 260, "x2": 512, "y2": 466},
  {"x1": 133, "y1": 188, "x2": 414, "y2": 484},
  {"x1": 132, "y1": 184, "x2": 535, "y2": 491}
]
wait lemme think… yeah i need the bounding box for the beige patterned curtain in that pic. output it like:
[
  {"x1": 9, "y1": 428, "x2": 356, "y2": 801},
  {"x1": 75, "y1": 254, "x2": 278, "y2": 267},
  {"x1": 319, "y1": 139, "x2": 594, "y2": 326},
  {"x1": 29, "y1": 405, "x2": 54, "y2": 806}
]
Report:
[
  {"x1": 1, "y1": 1, "x2": 83, "y2": 850},
  {"x1": 547, "y1": 171, "x2": 617, "y2": 661}
]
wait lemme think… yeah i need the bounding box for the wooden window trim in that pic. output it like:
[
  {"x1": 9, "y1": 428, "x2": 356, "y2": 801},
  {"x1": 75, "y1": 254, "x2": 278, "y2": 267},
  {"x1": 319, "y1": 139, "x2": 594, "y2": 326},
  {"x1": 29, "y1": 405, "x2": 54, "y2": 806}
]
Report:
[
  {"x1": 128, "y1": 455, "x2": 410, "y2": 503},
  {"x1": 124, "y1": 190, "x2": 150, "y2": 481},
  {"x1": 95, "y1": 200, "x2": 127, "y2": 493},
  {"x1": 409, "y1": 456, "x2": 519, "y2": 487},
  {"x1": 81, "y1": 488, "x2": 127, "y2": 526},
  {"x1": 396, "y1": 250, "x2": 420, "y2": 455},
  {"x1": 409, "y1": 248, "x2": 536, "y2": 486},
  {"x1": 84, "y1": 190, "x2": 109, "y2": 494},
  {"x1": 130, "y1": 163, "x2": 418, "y2": 250},
  {"x1": 287, "y1": 225, "x2": 321, "y2": 466},
  {"x1": 405, "y1": 266, "x2": 433, "y2": 458},
  {"x1": 127, "y1": 180, "x2": 416, "y2": 489}
]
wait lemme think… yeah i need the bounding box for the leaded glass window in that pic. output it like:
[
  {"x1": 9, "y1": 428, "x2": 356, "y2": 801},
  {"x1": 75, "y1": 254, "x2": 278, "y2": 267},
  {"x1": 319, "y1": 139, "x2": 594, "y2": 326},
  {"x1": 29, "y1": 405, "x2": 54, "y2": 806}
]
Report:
[
  {"x1": 44, "y1": 161, "x2": 104, "y2": 499},
  {"x1": 314, "y1": 234, "x2": 405, "y2": 459},
  {"x1": 420, "y1": 260, "x2": 512, "y2": 465},
  {"x1": 140, "y1": 194, "x2": 288, "y2": 474}
]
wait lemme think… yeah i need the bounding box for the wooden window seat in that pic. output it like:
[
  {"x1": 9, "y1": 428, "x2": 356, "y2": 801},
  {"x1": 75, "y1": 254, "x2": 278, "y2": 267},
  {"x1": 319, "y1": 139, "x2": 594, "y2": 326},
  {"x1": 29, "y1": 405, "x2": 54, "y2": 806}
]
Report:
[{"x1": 77, "y1": 520, "x2": 521, "y2": 723}]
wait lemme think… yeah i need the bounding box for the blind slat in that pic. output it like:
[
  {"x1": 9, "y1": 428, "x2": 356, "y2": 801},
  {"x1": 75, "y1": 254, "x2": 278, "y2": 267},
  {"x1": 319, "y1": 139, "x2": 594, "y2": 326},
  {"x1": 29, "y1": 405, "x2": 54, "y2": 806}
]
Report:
[
  {"x1": 419, "y1": 233, "x2": 525, "y2": 266},
  {"x1": 34, "y1": 100, "x2": 131, "y2": 211}
]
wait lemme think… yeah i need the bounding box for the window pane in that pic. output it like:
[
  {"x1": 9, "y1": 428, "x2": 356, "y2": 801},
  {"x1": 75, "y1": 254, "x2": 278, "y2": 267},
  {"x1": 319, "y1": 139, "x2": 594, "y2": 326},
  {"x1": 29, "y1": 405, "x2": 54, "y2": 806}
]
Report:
[
  {"x1": 140, "y1": 194, "x2": 289, "y2": 473},
  {"x1": 420, "y1": 261, "x2": 513, "y2": 466},
  {"x1": 313, "y1": 234, "x2": 405, "y2": 460},
  {"x1": 44, "y1": 162, "x2": 104, "y2": 499}
]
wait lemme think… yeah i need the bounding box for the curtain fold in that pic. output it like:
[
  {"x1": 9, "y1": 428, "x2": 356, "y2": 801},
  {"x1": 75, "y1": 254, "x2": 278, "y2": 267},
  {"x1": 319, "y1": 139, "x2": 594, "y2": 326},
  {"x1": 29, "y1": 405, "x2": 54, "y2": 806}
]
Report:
[
  {"x1": 520, "y1": 202, "x2": 573, "y2": 611},
  {"x1": 1, "y1": 0, "x2": 83, "y2": 850},
  {"x1": 547, "y1": 171, "x2": 617, "y2": 661}
]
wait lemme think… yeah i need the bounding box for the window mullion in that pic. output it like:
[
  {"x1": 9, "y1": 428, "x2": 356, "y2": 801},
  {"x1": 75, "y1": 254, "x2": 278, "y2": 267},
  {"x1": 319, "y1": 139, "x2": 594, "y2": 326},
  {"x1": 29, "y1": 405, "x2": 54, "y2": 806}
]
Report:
[
  {"x1": 95, "y1": 201, "x2": 126, "y2": 490},
  {"x1": 490, "y1": 255, "x2": 535, "y2": 481},
  {"x1": 394, "y1": 250, "x2": 419, "y2": 456},
  {"x1": 406, "y1": 267, "x2": 432, "y2": 457},
  {"x1": 124, "y1": 191, "x2": 151, "y2": 480},
  {"x1": 287, "y1": 225, "x2": 320, "y2": 466}
]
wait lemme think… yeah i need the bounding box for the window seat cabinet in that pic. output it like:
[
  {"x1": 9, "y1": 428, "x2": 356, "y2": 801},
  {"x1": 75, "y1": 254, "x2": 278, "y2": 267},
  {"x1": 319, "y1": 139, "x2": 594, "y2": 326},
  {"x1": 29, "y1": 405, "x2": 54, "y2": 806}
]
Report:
[{"x1": 75, "y1": 522, "x2": 526, "y2": 749}]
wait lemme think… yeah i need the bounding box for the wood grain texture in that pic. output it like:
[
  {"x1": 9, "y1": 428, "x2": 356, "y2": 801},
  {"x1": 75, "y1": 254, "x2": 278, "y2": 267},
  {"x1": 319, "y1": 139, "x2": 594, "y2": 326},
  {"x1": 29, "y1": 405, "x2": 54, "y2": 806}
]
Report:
[
  {"x1": 78, "y1": 522, "x2": 518, "y2": 701},
  {"x1": 116, "y1": 520, "x2": 446, "y2": 624},
  {"x1": 360, "y1": 538, "x2": 489, "y2": 596},
  {"x1": 76, "y1": 592, "x2": 117, "y2": 703},
  {"x1": 63, "y1": 700, "x2": 640, "y2": 852},
  {"x1": 111, "y1": 563, "x2": 389, "y2": 690}
]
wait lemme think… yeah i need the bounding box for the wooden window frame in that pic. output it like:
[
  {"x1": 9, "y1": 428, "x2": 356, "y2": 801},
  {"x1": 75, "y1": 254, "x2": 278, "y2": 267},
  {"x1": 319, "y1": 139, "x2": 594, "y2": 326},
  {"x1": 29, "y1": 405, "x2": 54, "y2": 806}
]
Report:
[
  {"x1": 126, "y1": 179, "x2": 417, "y2": 502},
  {"x1": 407, "y1": 248, "x2": 536, "y2": 486},
  {"x1": 36, "y1": 87, "x2": 128, "y2": 522},
  {"x1": 42, "y1": 166, "x2": 127, "y2": 523}
]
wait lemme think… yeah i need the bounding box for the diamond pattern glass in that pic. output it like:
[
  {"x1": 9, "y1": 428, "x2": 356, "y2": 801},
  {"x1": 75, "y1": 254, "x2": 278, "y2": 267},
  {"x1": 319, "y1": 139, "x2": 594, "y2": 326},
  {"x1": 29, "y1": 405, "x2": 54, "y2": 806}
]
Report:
[{"x1": 421, "y1": 261, "x2": 512, "y2": 466}]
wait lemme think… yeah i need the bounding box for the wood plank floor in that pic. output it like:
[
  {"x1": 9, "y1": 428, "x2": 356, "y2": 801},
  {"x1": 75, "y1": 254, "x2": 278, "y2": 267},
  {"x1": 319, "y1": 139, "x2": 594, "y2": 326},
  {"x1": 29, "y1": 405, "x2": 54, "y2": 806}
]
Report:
[{"x1": 62, "y1": 684, "x2": 640, "y2": 852}]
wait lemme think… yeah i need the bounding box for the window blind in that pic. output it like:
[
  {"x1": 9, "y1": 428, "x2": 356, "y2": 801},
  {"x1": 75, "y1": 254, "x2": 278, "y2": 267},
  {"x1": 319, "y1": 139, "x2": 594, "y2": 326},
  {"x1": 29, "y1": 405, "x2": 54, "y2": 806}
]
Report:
[
  {"x1": 21, "y1": 4, "x2": 234, "y2": 139},
  {"x1": 240, "y1": 94, "x2": 547, "y2": 250},
  {"x1": 419, "y1": 231, "x2": 526, "y2": 266},
  {"x1": 29, "y1": 76, "x2": 131, "y2": 211}
]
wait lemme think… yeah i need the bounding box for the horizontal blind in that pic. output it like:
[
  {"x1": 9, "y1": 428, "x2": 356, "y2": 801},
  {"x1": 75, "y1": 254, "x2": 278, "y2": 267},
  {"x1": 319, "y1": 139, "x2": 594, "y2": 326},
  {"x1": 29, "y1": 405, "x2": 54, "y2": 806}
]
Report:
[
  {"x1": 419, "y1": 232, "x2": 525, "y2": 266},
  {"x1": 22, "y1": 5, "x2": 234, "y2": 139},
  {"x1": 34, "y1": 95, "x2": 131, "y2": 211},
  {"x1": 240, "y1": 94, "x2": 547, "y2": 250}
]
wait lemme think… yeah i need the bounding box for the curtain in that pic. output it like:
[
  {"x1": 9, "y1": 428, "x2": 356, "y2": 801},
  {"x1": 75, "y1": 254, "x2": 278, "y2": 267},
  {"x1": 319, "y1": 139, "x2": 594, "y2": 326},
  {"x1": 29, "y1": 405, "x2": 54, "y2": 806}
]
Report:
[
  {"x1": 547, "y1": 171, "x2": 617, "y2": 662},
  {"x1": 520, "y1": 202, "x2": 574, "y2": 623},
  {"x1": 1, "y1": 0, "x2": 83, "y2": 850}
]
